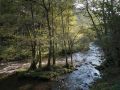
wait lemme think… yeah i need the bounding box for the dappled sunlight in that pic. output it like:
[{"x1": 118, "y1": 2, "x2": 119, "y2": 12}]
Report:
[{"x1": 0, "y1": 0, "x2": 120, "y2": 90}]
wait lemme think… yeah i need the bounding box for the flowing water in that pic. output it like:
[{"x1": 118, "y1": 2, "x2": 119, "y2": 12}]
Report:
[
  {"x1": 0, "y1": 42, "x2": 104, "y2": 90},
  {"x1": 0, "y1": 1, "x2": 104, "y2": 90},
  {"x1": 51, "y1": 42, "x2": 104, "y2": 90}
]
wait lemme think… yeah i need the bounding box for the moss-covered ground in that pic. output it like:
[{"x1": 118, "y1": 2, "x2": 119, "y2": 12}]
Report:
[{"x1": 91, "y1": 67, "x2": 120, "y2": 90}]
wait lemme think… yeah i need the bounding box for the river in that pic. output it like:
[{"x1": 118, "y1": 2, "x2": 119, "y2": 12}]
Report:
[
  {"x1": 51, "y1": 42, "x2": 104, "y2": 90},
  {"x1": 0, "y1": 42, "x2": 104, "y2": 90}
]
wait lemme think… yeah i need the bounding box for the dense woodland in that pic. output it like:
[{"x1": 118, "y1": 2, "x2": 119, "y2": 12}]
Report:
[
  {"x1": 86, "y1": 0, "x2": 120, "y2": 89},
  {"x1": 86, "y1": 0, "x2": 120, "y2": 67},
  {"x1": 0, "y1": 0, "x2": 120, "y2": 90},
  {"x1": 0, "y1": 0, "x2": 93, "y2": 70}
]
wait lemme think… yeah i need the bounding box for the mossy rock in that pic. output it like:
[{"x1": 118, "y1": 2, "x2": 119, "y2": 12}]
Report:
[
  {"x1": 18, "y1": 66, "x2": 74, "y2": 81},
  {"x1": 19, "y1": 71, "x2": 59, "y2": 81}
]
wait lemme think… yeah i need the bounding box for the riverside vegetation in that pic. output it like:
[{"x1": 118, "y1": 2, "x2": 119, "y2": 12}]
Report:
[
  {"x1": 0, "y1": 0, "x2": 120, "y2": 90},
  {"x1": 0, "y1": 0, "x2": 93, "y2": 80}
]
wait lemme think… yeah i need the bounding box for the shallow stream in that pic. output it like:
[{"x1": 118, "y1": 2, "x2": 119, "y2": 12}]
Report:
[{"x1": 0, "y1": 42, "x2": 104, "y2": 90}]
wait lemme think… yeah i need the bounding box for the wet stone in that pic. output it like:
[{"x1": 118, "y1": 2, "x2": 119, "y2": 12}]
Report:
[{"x1": 94, "y1": 73, "x2": 98, "y2": 76}]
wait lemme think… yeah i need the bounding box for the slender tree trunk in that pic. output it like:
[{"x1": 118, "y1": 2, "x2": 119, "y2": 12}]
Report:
[
  {"x1": 60, "y1": 8, "x2": 68, "y2": 67},
  {"x1": 70, "y1": 43, "x2": 73, "y2": 65},
  {"x1": 51, "y1": 6, "x2": 56, "y2": 66},
  {"x1": 42, "y1": 0, "x2": 52, "y2": 69},
  {"x1": 86, "y1": 0, "x2": 101, "y2": 40},
  {"x1": 38, "y1": 42, "x2": 42, "y2": 68},
  {"x1": 29, "y1": 2, "x2": 37, "y2": 70},
  {"x1": 64, "y1": 41, "x2": 68, "y2": 66},
  {"x1": 68, "y1": 40, "x2": 73, "y2": 65},
  {"x1": 52, "y1": 40, "x2": 56, "y2": 65},
  {"x1": 46, "y1": 11, "x2": 52, "y2": 68}
]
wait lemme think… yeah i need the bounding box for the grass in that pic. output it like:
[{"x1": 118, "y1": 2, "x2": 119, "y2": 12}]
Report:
[
  {"x1": 18, "y1": 65, "x2": 74, "y2": 81},
  {"x1": 0, "y1": 65, "x2": 74, "y2": 90},
  {"x1": 91, "y1": 67, "x2": 120, "y2": 90}
]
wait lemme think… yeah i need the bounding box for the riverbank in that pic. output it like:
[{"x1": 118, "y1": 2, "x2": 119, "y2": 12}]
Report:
[
  {"x1": 19, "y1": 65, "x2": 74, "y2": 80},
  {"x1": 91, "y1": 67, "x2": 120, "y2": 90},
  {"x1": 0, "y1": 42, "x2": 103, "y2": 90},
  {"x1": 0, "y1": 58, "x2": 75, "y2": 80},
  {"x1": 0, "y1": 44, "x2": 90, "y2": 77}
]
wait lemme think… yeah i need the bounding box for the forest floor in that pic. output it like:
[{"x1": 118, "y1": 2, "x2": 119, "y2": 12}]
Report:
[
  {"x1": 91, "y1": 67, "x2": 120, "y2": 90},
  {"x1": 0, "y1": 57, "x2": 74, "y2": 80},
  {"x1": 0, "y1": 42, "x2": 104, "y2": 90}
]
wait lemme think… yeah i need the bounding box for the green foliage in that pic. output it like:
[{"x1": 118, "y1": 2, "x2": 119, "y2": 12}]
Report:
[
  {"x1": 0, "y1": 0, "x2": 94, "y2": 73},
  {"x1": 85, "y1": 0, "x2": 120, "y2": 67},
  {"x1": 19, "y1": 66, "x2": 74, "y2": 80},
  {"x1": 91, "y1": 67, "x2": 120, "y2": 90}
]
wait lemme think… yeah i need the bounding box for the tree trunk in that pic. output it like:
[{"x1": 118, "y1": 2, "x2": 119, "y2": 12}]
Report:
[
  {"x1": 29, "y1": 2, "x2": 37, "y2": 70},
  {"x1": 38, "y1": 43, "x2": 42, "y2": 68},
  {"x1": 53, "y1": 40, "x2": 56, "y2": 65},
  {"x1": 70, "y1": 44, "x2": 73, "y2": 65},
  {"x1": 46, "y1": 11, "x2": 52, "y2": 68},
  {"x1": 60, "y1": 8, "x2": 68, "y2": 67}
]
